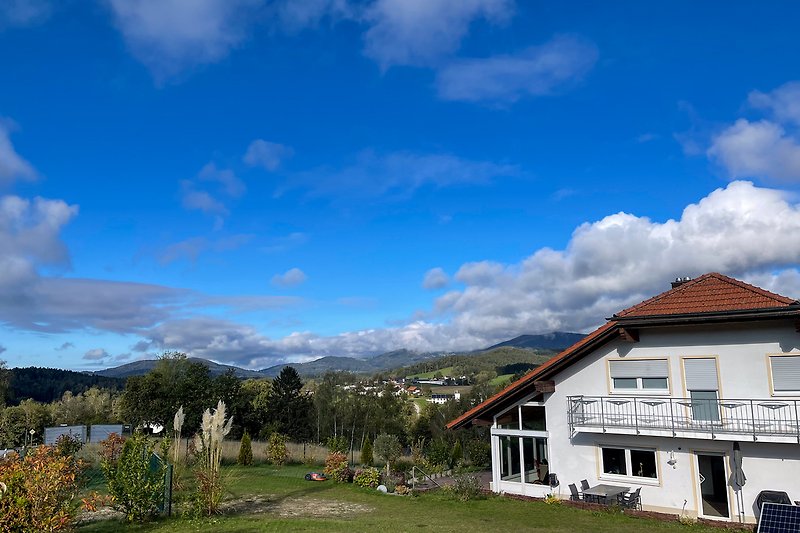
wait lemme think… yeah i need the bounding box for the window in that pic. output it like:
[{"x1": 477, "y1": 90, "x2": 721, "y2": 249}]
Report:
[
  {"x1": 600, "y1": 446, "x2": 658, "y2": 480},
  {"x1": 683, "y1": 358, "x2": 720, "y2": 422},
  {"x1": 770, "y1": 355, "x2": 800, "y2": 393},
  {"x1": 521, "y1": 406, "x2": 546, "y2": 430},
  {"x1": 609, "y1": 359, "x2": 669, "y2": 392}
]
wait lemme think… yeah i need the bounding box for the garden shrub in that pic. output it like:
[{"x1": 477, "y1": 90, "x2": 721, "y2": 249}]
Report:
[
  {"x1": 360, "y1": 437, "x2": 373, "y2": 466},
  {"x1": 101, "y1": 432, "x2": 166, "y2": 523},
  {"x1": 395, "y1": 484, "x2": 409, "y2": 495},
  {"x1": 323, "y1": 452, "x2": 352, "y2": 483},
  {"x1": 326, "y1": 435, "x2": 348, "y2": 454},
  {"x1": 426, "y1": 438, "x2": 451, "y2": 468},
  {"x1": 237, "y1": 432, "x2": 253, "y2": 466},
  {"x1": 0, "y1": 445, "x2": 86, "y2": 532},
  {"x1": 451, "y1": 439, "x2": 463, "y2": 467},
  {"x1": 447, "y1": 472, "x2": 484, "y2": 501},
  {"x1": 466, "y1": 439, "x2": 491, "y2": 467},
  {"x1": 383, "y1": 472, "x2": 404, "y2": 493},
  {"x1": 373, "y1": 433, "x2": 401, "y2": 474},
  {"x1": 266, "y1": 433, "x2": 288, "y2": 466},
  {"x1": 353, "y1": 466, "x2": 381, "y2": 489},
  {"x1": 55, "y1": 433, "x2": 84, "y2": 458}
]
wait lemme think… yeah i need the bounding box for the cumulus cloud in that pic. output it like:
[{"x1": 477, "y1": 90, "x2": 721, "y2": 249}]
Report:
[
  {"x1": 243, "y1": 139, "x2": 293, "y2": 171},
  {"x1": 749, "y1": 81, "x2": 800, "y2": 125},
  {"x1": 422, "y1": 267, "x2": 449, "y2": 290},
  {"x1": 131, "y1": 181, "x2": 800, "y2": 368},
  {"x1": 708, "y1": 119, "x2": 800, "y2": 182},
  {"x1": 55, "y1": 342, "x2": 74, "y2": 351},
  {"x1": 0, "y1": 0, "x2": 51, "y2": 28},
  {"x1": 708, "y1": 81, "x2": 800, "y2": 183},
  {"x1": 106, "y1": 0, "x2": 263, "y2": 80},
  {"x1": 271, "y1": 267, "x2": 307, "y2": 288},
  {"x1": 83, "y1": 348, "x2": 109, "y2": 361},
  {"x1": 286, "y1": 150, "x2": 519, "y2": 200},
  {"x1": 362, "y1": 0, "x2": 513, "y2": 69},
  {"x1": 0, "y1": 121, "x2": 36, "y2": 186},
  {"x1": 436, "y1": 35, "x2": 598, "y2": 104}
]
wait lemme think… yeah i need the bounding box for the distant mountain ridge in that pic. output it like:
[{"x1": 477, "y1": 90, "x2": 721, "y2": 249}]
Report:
[
  {"x1": 95, "y1": 332, "x2": 587, "y2": 379},
  {"x1": 483, "y1": 332, "x2": 586, "y2": 351},
  {"x1": 95, "y1": 357, "x2": 264, "y2": 379}
]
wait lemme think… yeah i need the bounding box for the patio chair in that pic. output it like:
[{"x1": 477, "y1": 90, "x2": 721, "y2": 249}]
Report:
[
  {"x1": 617, "y1": 488, "x2": 642, "y2": 510},
  {"x1": 568, "y1": 483, "x2": 581, "y2": 501},
  {"x1": 580, "y1": 479, "x2": 590, "y2": 491}
]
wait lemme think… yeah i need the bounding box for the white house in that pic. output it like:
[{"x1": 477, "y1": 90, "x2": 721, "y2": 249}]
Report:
[{"x1": 448, "y1": 273, "x2": 800, "y2": 524}]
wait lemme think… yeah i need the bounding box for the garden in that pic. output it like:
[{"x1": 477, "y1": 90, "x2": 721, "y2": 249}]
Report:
[{"x1": 1, "y1": 405, "x2": 746, "y2": 533}]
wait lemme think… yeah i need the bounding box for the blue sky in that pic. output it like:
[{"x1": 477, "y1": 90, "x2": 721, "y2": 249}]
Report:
[{"x1": 3, "y1": 0, "x2": 800, "y2": 370}]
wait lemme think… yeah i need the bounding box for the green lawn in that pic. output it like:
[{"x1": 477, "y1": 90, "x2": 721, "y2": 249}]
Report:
[
  {"x1": 77, "y1": 465, "x2": 735, "y2": 533},
  {"x1": 489, "y1": 373, "x2": 514, "y2": 387},
  {"x1": 406, "y1": 366, "x2": 455, "y2": 379}
]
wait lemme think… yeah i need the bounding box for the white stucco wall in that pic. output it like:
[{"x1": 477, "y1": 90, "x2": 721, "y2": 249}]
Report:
[{"x1": 493, "y1": 320, "x2": 800, "y2": 522}]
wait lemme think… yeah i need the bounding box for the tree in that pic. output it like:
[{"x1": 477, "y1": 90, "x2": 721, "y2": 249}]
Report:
[
  {"x1": 0, "y1": 360, "x2": 9, "y2": 408},
  {"x1": 237, "y1": 432, "x2": 253, "y2": 466},
  {"x1": 265, "y1": 367, "x2": 312, "y2": 441},
  {"x1": 373, "y1": 433, "x2": 401, "y2": 475}
]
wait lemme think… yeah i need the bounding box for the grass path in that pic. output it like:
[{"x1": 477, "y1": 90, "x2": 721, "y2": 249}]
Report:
[{"x1": 77, "y1": 464, "x2": 735, "y2": 533}]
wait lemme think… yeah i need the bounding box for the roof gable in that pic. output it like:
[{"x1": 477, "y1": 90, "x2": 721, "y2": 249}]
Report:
[
  {"x1": 447, "y1": 272, "x2": 800, "y2": 430},
  {"x1": 615, "y1": 273, "x2": 797, "y2": 319}
]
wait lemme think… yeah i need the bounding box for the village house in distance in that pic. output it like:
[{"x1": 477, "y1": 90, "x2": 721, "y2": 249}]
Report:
[{"x1": 449, "y1": 273, "x2": 800, "y2": 524}]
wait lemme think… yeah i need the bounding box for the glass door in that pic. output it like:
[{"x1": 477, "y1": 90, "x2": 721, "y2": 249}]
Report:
[{"x1": 696, "y1": 453, "x2": 729, "y2": 518}]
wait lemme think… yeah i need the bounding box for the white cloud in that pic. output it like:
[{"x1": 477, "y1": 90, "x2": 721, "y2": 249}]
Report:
[
  {"x1": 158, "y1": 234, "x2": 253, "y2": 265},
  {"x1": 0, "y1": 121, "x2": 36, "y2": 186},
  {"x1": 135, "y1": 181, "x2": 800, "y2": 367},
  {"x1": 287, "y1": 150, "x2": 519, "y2": 200},
  {"x1": 243, "y1": 139, "x2": 293, "y2": 171},
  {"x1": 180, "y1": 181, "x2": 229, "y2": 216},
  {"x1": 362, "y1": 0, "x2": 513, "y2": 69},
  {"x1": 106, "y1": 0, "x2": 263, "y2": 80},
  {"x1": 0, "y1": 0, "x2": 51, "y2": 28},
  {"x1": 436, "y1": 35, "x2": 598, "y2": 104},
  {"x1": 198, "y1": 162, "x2": 245, "y2": 197},
  {"x1": 749, "y1": 81, "x2": 800, "y2": 125},
  {"x1": 271, "y1": 267, "x2": 307, "y2": 288},
  {"x1": 271, "y1": 0, "x2": 353, "y2": 31},
  {"x1": 422, "y1": 267, "x2": 449, "y2": 290},
  {"x1": 83, "y1": 348, "x2": 110, "y2": 361},
  {"x1": 708, "y1": 119, "x2": 800, "y2": 182}
]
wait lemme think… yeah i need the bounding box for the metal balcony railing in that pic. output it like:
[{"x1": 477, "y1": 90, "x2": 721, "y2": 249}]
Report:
[{"x1": 567, "y1": 395, "x2": 800, "y2": 441}]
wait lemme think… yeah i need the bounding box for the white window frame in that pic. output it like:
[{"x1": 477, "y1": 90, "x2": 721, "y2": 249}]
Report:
[
  {"x1": 768, "y1": 354, "x2": 800, "y2": 396},
  {"x1": 609, "y1": 358, "x2": 670, "y2": 395},
  {"x1": 598, "y1": 445, "x2": 660, "y2": 485},
  {"x1": 611, "y1": 376, "x2": 669, "y2": 392}
]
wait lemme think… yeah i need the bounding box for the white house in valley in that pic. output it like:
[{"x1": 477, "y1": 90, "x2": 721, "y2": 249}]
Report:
[{"x1": 448, "y1": 273, "x2": 800, "y2": 524}]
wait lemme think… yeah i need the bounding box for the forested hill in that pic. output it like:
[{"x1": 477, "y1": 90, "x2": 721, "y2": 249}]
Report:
[
  {"x1": 7, "y1": 367, "x2": 125, "y2": 405},
  {"x1": 390, "y1": 347, "x2": 557, "y2": 378}
]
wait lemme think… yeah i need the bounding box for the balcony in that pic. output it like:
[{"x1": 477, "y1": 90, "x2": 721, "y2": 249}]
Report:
[{"x1": 567, "y1": 395, "x2": 800, "y2": 443}]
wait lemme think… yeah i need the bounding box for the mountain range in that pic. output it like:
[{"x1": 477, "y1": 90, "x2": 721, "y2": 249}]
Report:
[{"x1": 94, "y1": 332, "x2": 585, "y2": 379}]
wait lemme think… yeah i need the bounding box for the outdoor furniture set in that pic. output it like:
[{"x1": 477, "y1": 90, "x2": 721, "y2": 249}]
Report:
[{"x1": 568, "y1": 479, "x2": 641, "y2": 509}]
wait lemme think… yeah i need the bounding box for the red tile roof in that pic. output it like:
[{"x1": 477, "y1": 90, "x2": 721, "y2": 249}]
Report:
[
  {"x1": 447, "y1": 272, "x2": 799, "y2": 430},
  {"x1": 615, "y1": 273, "x2": 797, "y2": 318}
]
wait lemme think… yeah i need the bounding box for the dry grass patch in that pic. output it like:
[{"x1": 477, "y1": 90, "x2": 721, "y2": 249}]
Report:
[{"x1": 220, "y1": 495, "x2": 372, "y2": 519}]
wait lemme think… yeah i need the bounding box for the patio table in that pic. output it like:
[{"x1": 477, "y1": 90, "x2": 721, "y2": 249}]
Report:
[{"x1": 582, "y1": 484, "x2": 631, "y2": 504}]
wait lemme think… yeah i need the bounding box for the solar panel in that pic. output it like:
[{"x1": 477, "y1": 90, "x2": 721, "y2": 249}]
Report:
[{"x1": 758, "y1": 502, "x2": 800, "y2": 533}]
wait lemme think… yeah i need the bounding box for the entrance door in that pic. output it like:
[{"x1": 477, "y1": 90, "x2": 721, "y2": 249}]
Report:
[{"x1": 696, "y1": 453, "x2": 730, "y2": 519}]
